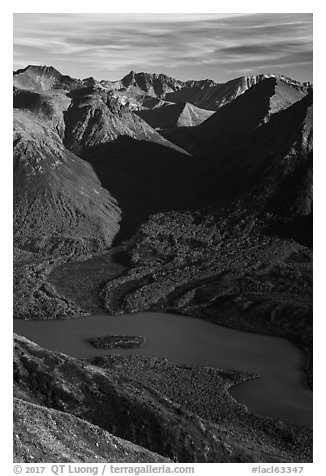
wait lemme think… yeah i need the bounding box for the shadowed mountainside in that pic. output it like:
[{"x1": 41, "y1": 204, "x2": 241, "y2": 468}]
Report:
[
  {"x1": 161, "y1": 81, "x2": 313, "y2": 246},
  {"x1": 163, "y1": 77, "x2": 311, "y2": 155},
  {"x1": 62, "y1": 85, "x2": 191, "y2": 237},
  {"x1": 185, "y1": 91, "x2": 312, "y2": 210}
]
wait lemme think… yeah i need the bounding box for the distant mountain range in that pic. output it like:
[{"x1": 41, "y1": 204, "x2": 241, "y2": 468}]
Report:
[{"x1": 14, "y1": 65, "x2": 312, "y2": 109}]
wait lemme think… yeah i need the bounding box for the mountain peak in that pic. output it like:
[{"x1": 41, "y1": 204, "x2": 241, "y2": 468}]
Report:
[
  {"x1": 120, "y1": 70, "x2": 184, "y2": 98},
  {"x1": 13, "y1": 64, "x2": 82, "y2": 92},
  {"x1": 14, "y1": 64, "x2": 62, "y2": 77}
]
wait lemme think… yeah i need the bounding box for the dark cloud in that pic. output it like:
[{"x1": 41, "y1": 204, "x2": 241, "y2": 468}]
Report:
[
  {"x1": 216, "y1": 40, "x2": 312, "y2": 66},
  {"x1": 13, "y1": 13, "x2": 313, "y2": 82}
]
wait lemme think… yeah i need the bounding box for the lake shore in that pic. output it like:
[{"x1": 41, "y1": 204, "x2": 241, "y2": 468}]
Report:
[{"x1": 13, "y1": 311, "x2": 312, "y2": 428}]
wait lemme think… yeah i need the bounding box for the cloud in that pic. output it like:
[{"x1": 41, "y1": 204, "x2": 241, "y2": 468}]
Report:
[{"x1": 13, "y1": 13, "x2": 313, "y2": 82}]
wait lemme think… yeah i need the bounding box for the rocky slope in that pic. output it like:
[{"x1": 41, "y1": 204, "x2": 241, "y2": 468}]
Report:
[
  {"x1": 13, "y1": 65, "x2": 83, "y2": 92},
  {"x1": 13, "y1": 334, "x2": 245, "y2": 463},
  {"x1": 13, "y1": 334, "x2": 312, "y2": 463},
  {"x1": 62, "y1": 84, "x2": 191, "y2": 238},
  {"x1": 136, "y1": 101, "x2": 215, "y2": 130},
  {"x1": 14, "y1": 398, "x2": 170, "y2": 463},
  {"x1": 14, "y1": 106, "x2": 121, "y2": 255},
  {"x1": 13, "y1": 66, "x2": 192, "y2": 239},
  {"x1": 192, "y1": 91, "x2": 311, "y2": 210},
  {"x1": 63, "y1": 86, "x2": 188, "y2": 154},
  {"x1": 161, "y1": 81, "x2": 313, "y2": 246}
]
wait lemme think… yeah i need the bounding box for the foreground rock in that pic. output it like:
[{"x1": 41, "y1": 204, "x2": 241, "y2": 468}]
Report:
[{"x1": 14, "y1": 398, "x2": 169, "y2": 463}]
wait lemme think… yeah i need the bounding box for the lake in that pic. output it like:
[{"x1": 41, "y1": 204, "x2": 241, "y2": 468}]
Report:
[{"x1": 13, "y1": 312, "x2": 312, "y2": 427}]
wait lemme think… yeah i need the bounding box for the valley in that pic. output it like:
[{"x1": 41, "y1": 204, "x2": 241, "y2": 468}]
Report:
[{"x1": 13, "y1": 64, "x2": 313, "y2": 463}]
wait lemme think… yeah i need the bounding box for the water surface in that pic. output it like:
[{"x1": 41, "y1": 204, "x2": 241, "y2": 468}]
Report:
[{"x1": 14, "y1": 312, "x2": 312, "y2": 427}]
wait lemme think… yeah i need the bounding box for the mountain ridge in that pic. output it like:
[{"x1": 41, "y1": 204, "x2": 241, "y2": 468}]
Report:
[
  {"x1": 163, "y1": 77, "x2": 311, "y2": 155},
  {"x1": 14, "y1": 65, "x2": 312, "y2": 111}
]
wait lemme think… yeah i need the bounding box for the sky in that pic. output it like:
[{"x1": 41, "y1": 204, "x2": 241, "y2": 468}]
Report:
[{"x1": 13, "y1": 12, "x2": 313, "y2": 84}]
